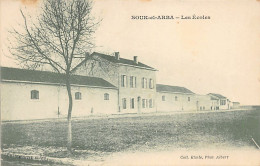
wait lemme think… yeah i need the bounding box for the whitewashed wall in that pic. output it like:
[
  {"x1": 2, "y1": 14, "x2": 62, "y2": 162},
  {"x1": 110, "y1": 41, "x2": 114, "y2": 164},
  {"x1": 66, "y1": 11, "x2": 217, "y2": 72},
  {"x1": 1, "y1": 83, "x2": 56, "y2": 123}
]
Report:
[
  {"x1": 156, "y1": 92, "x2": 213, "y2": 112},
  {"x1": 156, "y1": 92, "x2": 196, "y2": 112},
  {"x1": 195, "y1": 95, "x2": 213, "y2": 111},
  {"x1": 1, "y1": 82, "x2": 118, "y2": 121}
]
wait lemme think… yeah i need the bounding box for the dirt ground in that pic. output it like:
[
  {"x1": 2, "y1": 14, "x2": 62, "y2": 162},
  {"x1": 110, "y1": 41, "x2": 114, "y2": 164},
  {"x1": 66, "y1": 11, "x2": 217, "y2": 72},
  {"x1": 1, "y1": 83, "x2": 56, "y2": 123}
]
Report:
[{"x1": 2, "y1": 109, "x2": 260, "y2": 165}]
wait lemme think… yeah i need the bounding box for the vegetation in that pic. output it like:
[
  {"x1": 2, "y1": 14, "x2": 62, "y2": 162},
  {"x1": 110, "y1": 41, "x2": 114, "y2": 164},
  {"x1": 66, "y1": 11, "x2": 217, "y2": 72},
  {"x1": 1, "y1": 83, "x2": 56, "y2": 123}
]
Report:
[
  {"x1": 8, "y1": 0, "x2": 99, "y2": 152},
  {"x1": 2, "y1": 110, "x2": 260, "y2": 157}
]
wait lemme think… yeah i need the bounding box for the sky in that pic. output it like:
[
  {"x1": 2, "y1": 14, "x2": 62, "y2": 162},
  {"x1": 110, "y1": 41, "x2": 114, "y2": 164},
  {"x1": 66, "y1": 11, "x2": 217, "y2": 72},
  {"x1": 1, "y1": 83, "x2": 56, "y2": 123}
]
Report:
[{"x1": 1, "y1": 0, "x2": 260, "y2": 105}]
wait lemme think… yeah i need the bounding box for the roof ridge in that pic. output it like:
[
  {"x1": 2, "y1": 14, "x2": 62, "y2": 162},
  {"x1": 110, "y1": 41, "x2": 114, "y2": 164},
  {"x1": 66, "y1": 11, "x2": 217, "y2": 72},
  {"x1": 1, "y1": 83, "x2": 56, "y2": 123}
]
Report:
[
  {"x1": 208, "y1": 93, "x2": 227, "y2": 99},
  {"x1": 156, "y1": 84, "x2": 187, "y2": 88},
  {"x1": 156, "y1": 84, "x2": 194, "y2": 94},
  {"x1": 93, "y1": 52, "x2": 146, "y2": 64},
  {"x1": 71, "y1": 51, "x2": 157, "y2": 71},
  {"x1": 1, "y1": 67, "x2": 116, "y2": 88},
  {"x1": 1, "y1": 67, "x2": 107, "y2": 80}
]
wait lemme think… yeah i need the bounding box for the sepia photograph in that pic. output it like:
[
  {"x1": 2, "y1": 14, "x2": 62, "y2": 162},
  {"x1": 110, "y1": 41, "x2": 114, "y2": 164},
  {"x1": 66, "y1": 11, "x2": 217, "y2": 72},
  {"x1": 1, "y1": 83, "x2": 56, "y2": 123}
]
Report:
[{"x1": 1, "y1": 0, "x2": 260, "y2": 165}]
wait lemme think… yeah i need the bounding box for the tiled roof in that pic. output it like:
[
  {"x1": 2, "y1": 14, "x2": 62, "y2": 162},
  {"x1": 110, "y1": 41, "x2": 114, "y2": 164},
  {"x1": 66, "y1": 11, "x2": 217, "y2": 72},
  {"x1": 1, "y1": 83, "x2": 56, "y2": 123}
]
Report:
[
  {"x1": 208, "y1": 93, "x2": 227, "y2": 99},
  {"x1": 156, "y1": 84, "x2": 194, "y2": 94},
  {"x1": 73, "y1": 52, "x2": 157, "y2": 71},
  {"x1": 1, "y1": 67, "x2": 116, "y2": 88},
  {"x1": 210, "y1": 96, "x2": 219, "y2": 100}
]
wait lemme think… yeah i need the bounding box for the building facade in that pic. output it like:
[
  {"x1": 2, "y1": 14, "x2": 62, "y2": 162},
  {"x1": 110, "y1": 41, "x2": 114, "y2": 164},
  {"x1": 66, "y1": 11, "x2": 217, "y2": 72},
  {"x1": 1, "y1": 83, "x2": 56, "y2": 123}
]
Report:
[
  {"x1": 1, "y1": 52, "x2": 234, "y2": 121},
  {"x1": 1, "y1": 67, "x2": 118, "y2": 121},
  {"x1": 208, "y1": 93, "x2": 231, "y2": 110},
  {"x1": 156, "y1": 84, "x2": 196, "y2": 112},
  {"x1": 156, "y1": 84, "x2": 213, "y2": 112},
  {"x1": 73, "y1": 52, "x2": 157, "y2": 114},
  {"x1": 231, "y1": 102, "x2": 240, "y2": 109}
]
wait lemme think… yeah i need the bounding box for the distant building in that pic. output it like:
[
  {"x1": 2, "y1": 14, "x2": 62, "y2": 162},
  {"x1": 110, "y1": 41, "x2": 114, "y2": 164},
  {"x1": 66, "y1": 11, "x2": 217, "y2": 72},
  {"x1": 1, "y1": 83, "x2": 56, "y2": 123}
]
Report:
[
  {"x1": 231, "y1": 102, "x2": 240, "y2": 109},
  {"x1": 156, "y1": 84, "x2": 214, "y2": 112},
  {"x1": 208, "y1": 93, "x2": 231, "y2": 110},
  {"x1": 156, "y1": 84, "x2": 196, "y2": 111},
  {"x1": 209, "y1": 95, "x2": 219, "y2": 110},
  {"x1": 1, "y1": 52, "x2": 235, "y2": 121}
]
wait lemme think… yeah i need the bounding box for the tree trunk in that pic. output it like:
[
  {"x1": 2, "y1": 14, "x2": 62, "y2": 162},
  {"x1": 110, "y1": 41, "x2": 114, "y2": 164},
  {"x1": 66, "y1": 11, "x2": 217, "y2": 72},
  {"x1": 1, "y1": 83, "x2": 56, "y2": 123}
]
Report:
[{"x1": 66, "y1": 76, "x2": 73, "y2": 153}]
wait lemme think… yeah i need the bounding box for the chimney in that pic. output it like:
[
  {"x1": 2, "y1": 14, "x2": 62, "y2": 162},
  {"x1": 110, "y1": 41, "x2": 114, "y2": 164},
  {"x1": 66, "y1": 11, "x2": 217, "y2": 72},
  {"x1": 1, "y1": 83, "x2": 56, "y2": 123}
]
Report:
[
  {"x1": 134, "y1": 56, "x2": 138, "y2": 64},
  {"x1": 115, "y1": 52, "x2": 120, "y2": 60}
]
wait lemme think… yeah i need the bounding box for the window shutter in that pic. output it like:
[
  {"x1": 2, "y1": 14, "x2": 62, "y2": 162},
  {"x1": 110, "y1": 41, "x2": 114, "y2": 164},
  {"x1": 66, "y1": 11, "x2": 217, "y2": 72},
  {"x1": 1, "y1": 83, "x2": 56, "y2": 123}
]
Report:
[
  {"x1": 126, "y1": 76, "x2": 128, "y2": 87},
  {"x1": 134, "y1": 77, "x2": 137, "y2": 88},
  {"x1": 121, "y1": 75, "x2": 124, "y2": 87},
  {"x1": 130, "y1": 76, "x2": 132, "y2": 88}
]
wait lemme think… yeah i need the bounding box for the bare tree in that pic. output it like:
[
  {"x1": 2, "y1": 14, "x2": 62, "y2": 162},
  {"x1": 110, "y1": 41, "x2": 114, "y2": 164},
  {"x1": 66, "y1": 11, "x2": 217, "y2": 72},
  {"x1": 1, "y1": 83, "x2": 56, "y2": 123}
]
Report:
[{"x1": 8, "y1": 0, "x2": 99, "y2": 152}]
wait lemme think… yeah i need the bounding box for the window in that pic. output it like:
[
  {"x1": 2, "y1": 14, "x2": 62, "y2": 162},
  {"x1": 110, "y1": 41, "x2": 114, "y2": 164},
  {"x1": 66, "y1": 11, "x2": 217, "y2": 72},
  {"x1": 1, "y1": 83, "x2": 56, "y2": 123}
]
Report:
[
  {"x1": 104, "y1": 93, "x2": 109, "y2": 100},
  {"x1": 221, "y1": 100, "x2": 226, "y2": 105},
  {"x1": 175, "y1": 96, "x2": 178, "y2": 101},
  {"x1": 130, "y1": 98, "x2": 135, "y2": 109},
  {"x1": 146, "y1": 99, "x2": 148, "y2": 108},
  {"x1": 149, "y1": 99, "x2": 153, "y2": 108},
  {"x1": 149, "y1": 79, "x2": 154, "y2": 89},
  {"x1": 162, "y1": 95, "x2": 165, "y2": 101},
  {"x1": 31, "y1": 90, "x2": 39, "y2": 99},
  {"x1": 142, "y1": 99, "x2": 146, "y2": 108},
  {"x1": 122, "y1": 98, "x2": 127, "y2": 109},
  {"x1": 75, "y1": 92, "x2": 81, "y2": 100},
  {"x1": 130, "y1": 76, "x2": 137, "y2": 88},
  {"x1": 121, "y1": 75, "x2": 127, "y2": 87},
  {"x1": 142, "y1": 77, "x2": 147, "y2": 89},
  {"x1": 188, "y1": 97, "x2": 190, "y2": 102}
]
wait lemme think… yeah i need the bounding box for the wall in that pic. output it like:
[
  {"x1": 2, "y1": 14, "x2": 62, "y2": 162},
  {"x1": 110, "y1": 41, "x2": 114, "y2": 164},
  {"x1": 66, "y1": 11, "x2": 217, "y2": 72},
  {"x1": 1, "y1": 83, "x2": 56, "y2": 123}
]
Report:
[
  {"x1": 156, "y1": 92, "x2": 213, "y2": 112},
  {"x1": 219, "y1": 99, "x2": 230, "y2": 110},
  {"x1": 118, "y1": 65, "x2": 157, "y2": 113},
  {"x1": 210, "y1": 99, "x2": 219, "y2": 110},
  {"x1": 74, "y1": 56, "x2": 157, "y2": 114},
  {"x1": 1, "y1": 81, "x2": 118, "y2": 121},
  {"x1": 231, "y1": 102, "x2": 240, "y2": 109},
  {"x1": 195, "y1": 95, "x2": 213, "y2": 111},
  {"x1": 74, "y1": 55, "x2": 119, "y2": 86},
  {"x1": 157, "y1": 92, "x2": 196, "y2": 112}
]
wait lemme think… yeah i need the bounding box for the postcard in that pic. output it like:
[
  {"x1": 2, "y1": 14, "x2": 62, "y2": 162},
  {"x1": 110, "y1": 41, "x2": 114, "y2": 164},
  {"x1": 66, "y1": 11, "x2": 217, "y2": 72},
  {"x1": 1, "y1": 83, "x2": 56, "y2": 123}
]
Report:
[{"x1": 1, "y1": 0, "x2": 260, "y2": 165}]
